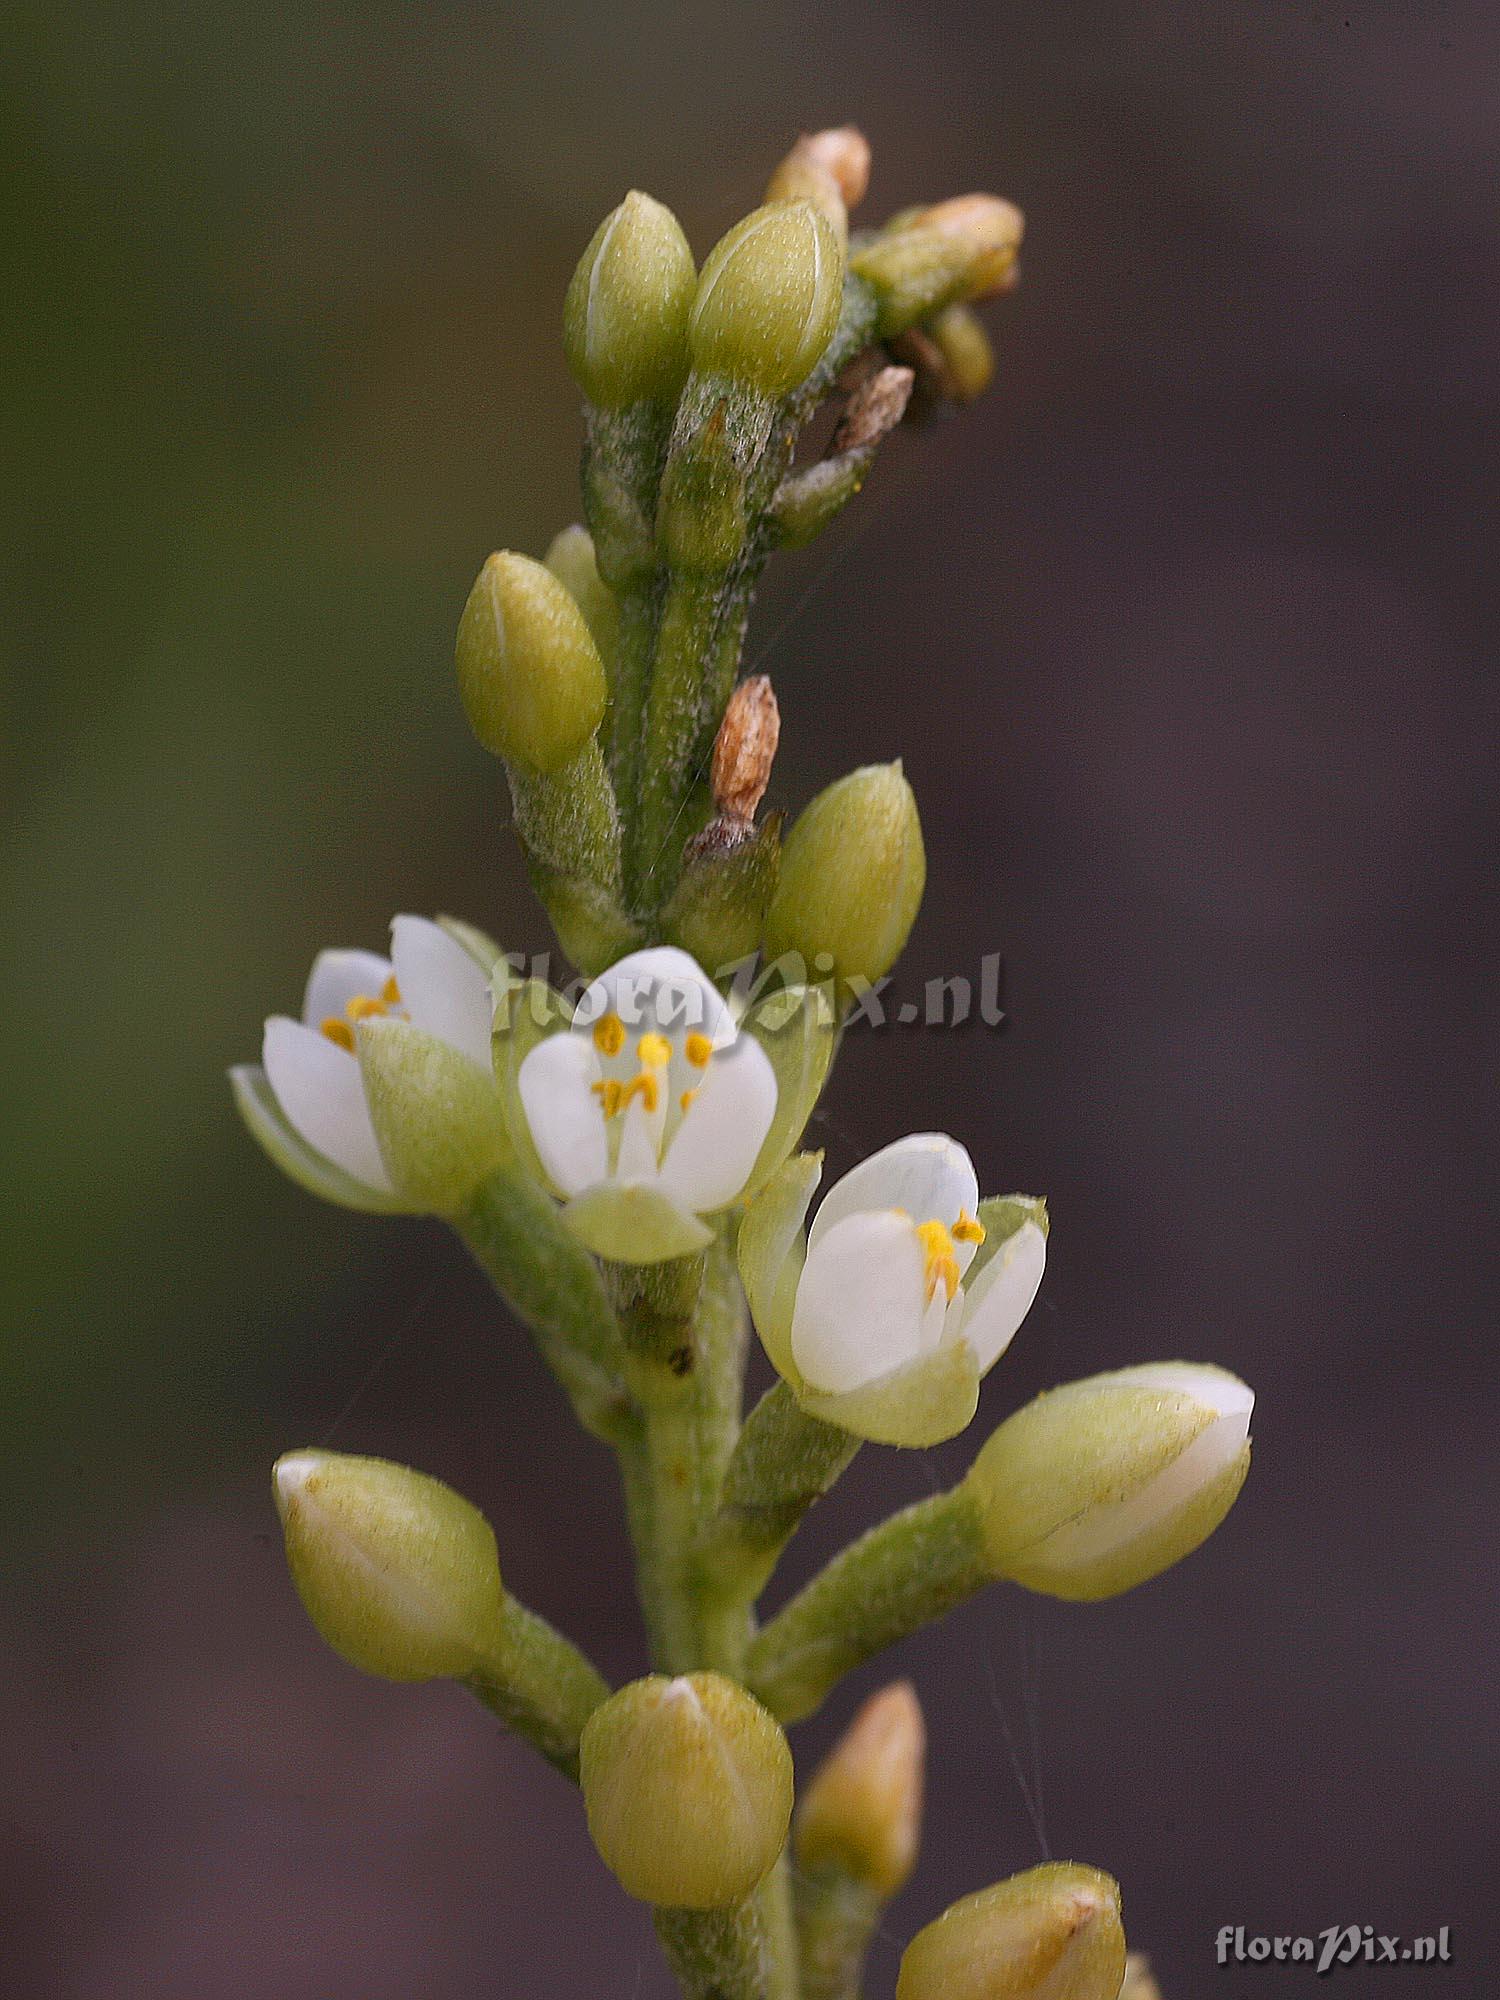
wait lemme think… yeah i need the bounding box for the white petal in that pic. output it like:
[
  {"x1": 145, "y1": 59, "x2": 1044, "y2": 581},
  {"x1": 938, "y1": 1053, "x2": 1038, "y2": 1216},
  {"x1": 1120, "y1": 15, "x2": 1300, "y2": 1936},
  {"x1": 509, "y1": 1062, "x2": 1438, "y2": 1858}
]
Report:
[
  {"x1": 955, "y1": 1219, "x2": 1046, "y2": 1374},
  {"x1": 614, "y1": 1093, "x2": 662, "y2": 1184},
  {"x1": 302, "y1": 949, "x2": 393, "y2": 1028},
  {"x1": 808, "y1": 1132, "x2": 979, "y2": 1252},
  {"x1": 517, "y1": 1031, "x2": 609, "y2": 1197},
  {"x1": 1112, "y1": 1362, "x2": 1255, "y2": 1422},
  {"x1": 790, "y1": 1210, "x2": 933, "y2": 1394},
  {"x1": 263, "y1": 1016, "x2": 392, "y2": 1191},
  {"x1": 390, "y1": 914, "x2": 494, "y2": 1070},
  {"x1": 576, "y1": 945, "x2": 733, "y2": 1048},
  {"x1": 657, "y1": 1035, "x2": 778, "y2": 1214}
]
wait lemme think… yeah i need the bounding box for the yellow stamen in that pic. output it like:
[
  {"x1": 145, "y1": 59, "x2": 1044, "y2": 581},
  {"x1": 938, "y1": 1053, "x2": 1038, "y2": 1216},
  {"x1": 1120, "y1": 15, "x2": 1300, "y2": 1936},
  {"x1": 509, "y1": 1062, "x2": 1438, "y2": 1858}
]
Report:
[
  {"x1": 952, "y1": 1208, "x2": 986, "y2": 1245},
  {"x1": 621, "y1": 1070, "x2": 660, "y2": 1115},
  {"x1": 381, "y1": 974, "x2": 401, "y2": 1005},
  {"x1": 591, "y1": 1078, "x2": 624, "y2": 1118},
  {"x1": 684, "y1": 1031, "x2": 714, "y2": 1069},
  {"x1": 346, "y1": 994, "x2": 387, "y2": 1023},
  {"x1": 637, "y1": 1031, "x2": 672, "y2": 1069},
  {"x1": 592, "y1": 1012, "x2": 627, "y2": 1057},
  {"x1": 320, "y1": 1016, "x2": 356, "y2": 1053},
  {"x1": 915, "y1": 1219, "x2": 961, "y2": 1303},
  {"x1": 680, "y1": 1087, "x2": 699, "y2": 1114}
]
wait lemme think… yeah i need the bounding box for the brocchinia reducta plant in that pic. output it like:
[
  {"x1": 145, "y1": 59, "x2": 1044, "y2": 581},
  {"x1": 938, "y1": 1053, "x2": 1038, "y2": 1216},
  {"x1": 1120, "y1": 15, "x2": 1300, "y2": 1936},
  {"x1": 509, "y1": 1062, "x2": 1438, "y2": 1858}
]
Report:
[{"x1": 233, "y1": 124, "x2": 1254, "y2": 2000}]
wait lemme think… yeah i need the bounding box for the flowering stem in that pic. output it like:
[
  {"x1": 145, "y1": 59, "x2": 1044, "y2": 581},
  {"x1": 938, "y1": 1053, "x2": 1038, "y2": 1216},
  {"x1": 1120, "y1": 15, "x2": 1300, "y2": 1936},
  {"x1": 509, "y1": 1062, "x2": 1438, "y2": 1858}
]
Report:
[
  {"x1": 464, "y1": 1594, "x2": 610, "y2": 1781},
  {"x1": 745, "y1": 1487, "x2": 991, "y2": 1724},
  {"x1": 654, "y1": 1901, "x2": 772, "y2": 2000},
  {"x1": 795, "y1": 1866, "x2": 881, "y2": 2000},
  {"x1": 699, "y1": 1382, "x2": 860, "y2": 1603},
  {"x1": 611, "y1": 1237, "x2": 749, "y2": 1673}
]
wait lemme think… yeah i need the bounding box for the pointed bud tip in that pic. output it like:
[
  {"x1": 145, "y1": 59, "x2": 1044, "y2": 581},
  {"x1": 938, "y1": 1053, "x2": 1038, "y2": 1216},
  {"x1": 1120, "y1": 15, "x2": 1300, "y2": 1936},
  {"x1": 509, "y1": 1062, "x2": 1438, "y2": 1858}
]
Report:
[
  {"x1": 272, "y1": 1449, "x2": 322, "y2": 1520},
  {"x1": 563, "y1": 191, "x2": 697, "y2": 406},
  {"x1": 897, "y1": 1862, "x2": 1125, "y2": 2000},
  {"x1": 796, "y1": 1679, "x2": 926, "y2": 1896}
]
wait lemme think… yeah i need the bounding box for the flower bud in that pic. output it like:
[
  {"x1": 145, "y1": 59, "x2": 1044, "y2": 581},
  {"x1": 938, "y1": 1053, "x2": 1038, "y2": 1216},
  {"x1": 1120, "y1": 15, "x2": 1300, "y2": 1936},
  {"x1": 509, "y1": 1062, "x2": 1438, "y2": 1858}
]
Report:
[
  {"x1": 763, "y1": 762, "x2": 925, "y2": 992},
  {"x1": 544, "y1": 523, "x2": 619, "y2": 668},
  {"x1": 580, "y1": 1672, "x2": 794, "y2": 1908},
  {"x1": 563, "y1": 190, "x2": 697, "y2": 406},
  {"x1": 765, "y1": 127, "x2": 871, "y2": 246},
  {"x1": 689, "y1": 202, "x2": 844, "y2": 396},
  {"x1": 355, "y1": 1016, "x2": 511, "y2": 1215},
  {"x1": 896, "y1": 1863, "x2": 1126, "y2": 2000},
  {"x1": 796, "y1": 1681, "x2": 925, "y2": 1898},
  {"x1": 965, "y1": 1362, "x2": 1254, "y2": 1602},
  {"x1": 273, "y1": 1449, "x2": 503, "y2": 1681},
  {"x1": 852, "y1": 195, "x2": 1023, "y2": 339},
  {"x1": 925, "y1": 303, "x2": 996, "y2": 403},
  {"x1": 1120, "y1": 1953, "x2": 1164, "y2": 2000},
  {"x1": 456, "y1": 552, "x2": 608, "y2": 772}
]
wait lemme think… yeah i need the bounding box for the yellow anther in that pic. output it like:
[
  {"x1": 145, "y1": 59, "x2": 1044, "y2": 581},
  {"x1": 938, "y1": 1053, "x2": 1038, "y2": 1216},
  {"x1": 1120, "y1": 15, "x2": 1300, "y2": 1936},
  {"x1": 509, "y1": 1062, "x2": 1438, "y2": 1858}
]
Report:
[
  {"x1": 680, "y1": 1088, "x2": 699, "y2": 1114},
  {"x1": 684, "y1": 1031, "x2": 714, "y2": 1069},
  {"x1": 591, "y1": 1077, "x2": 625, "y2": 1118},
  {"x1": 592, "y1": 1012, "x2": 627, "y2": 1057},
  {"x1": 621, "y1": 1070, "x2": 660, "y2": 1115},
  {"x1": 381, "y1": 974, "x2": 402, "y2": 1005},
  {"x1": 952, "y1": 1208, "x2": 986, "y2": 1245},
  {"x1": 320, "y1": 1016, "x2": 356, "y2": 1053},
  {"x1": 915, "y1": 1219, "x2": 961, "y2": 1303},
  {"x1": 346, "y1": 994, "x2": 387, "y2": 1023},
  {"x1": 637, "y1": 1031, "x2": 672, "y2": 1069}
]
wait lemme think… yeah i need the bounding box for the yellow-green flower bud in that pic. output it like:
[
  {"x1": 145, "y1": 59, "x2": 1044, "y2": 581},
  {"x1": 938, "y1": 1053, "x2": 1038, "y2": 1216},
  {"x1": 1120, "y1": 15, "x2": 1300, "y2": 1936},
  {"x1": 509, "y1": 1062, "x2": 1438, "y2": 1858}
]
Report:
[
  {"x1": 356, "y1": 1017, "x2": 511, "y2": 1215},
  {"x1": 896, "y1": 1863, "x2": 1126, "y2": 2000},
  {"x1": 544, "y1": 523, "x2": 619, "y2": 668},
  {"x1": 580, "y1": 1672, "x2": 794, "y2": 1908},
  {"x1": 853, "y1": 195, "x2": 1024, "y2": 339},
  {"x1": 456, "y1": 552, "x2": 608, "y2": 773},
  {"x1": 965, "y1": 1362, "x2": 1254, "y2": 1602},
  {"x1": 795, "y1": 1681, "x2": 925, "y2": 1899},
  {"x1": 926, "y1": 303, "x2": 996, "y2": 403},
  {"x1": 273, "y1": 1449, "x2": 503, "y2": 1682},
  {"x1": 689, "y1": 202, "x2": 844, "y2": 396},
  {"x1": 763, "y1": 761, "x2": 925, "y2": 992},
  {"x1": 563, "y1": 190, "x2": 697, "y2": 406},
  {"x1": 765, "y1": 126, "x2": 872, "y2": 247}
]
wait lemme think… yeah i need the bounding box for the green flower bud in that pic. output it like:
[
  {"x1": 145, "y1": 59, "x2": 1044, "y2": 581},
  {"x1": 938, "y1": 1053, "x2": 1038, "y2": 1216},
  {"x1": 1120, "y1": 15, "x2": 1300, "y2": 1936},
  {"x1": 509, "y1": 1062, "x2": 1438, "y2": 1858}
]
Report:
[
  {"x1": 356, "y1": 1017, "x2": 511, "y2": 1215},
  {"x1": 273, "y1": 1449, "x2": 503, "y2": 1682},
  {"x1": 853, "y1": 195, "x2": 1024, "y2": 339},
  {"x1": 925, "y1": 303, "x2": 996, "y2": 403},
  {"x1": 580, "y1": 1672, "x2": 794, "y2": 1908},
  {"x1": 965, "y1": 1362, "x2": 1254, "y2": 1602},
  {"x1": 456, "y1": 552, "x2": 608, "y2": 772},
  {"x1": 544, "y1": 523, "x2": 620, "y2": 669},
  {"x1": 795, "y1": 1681, "x2": 925, "y2": 1899},
  {"x1": 689, "y1": 202, "x2": 844, "y2": 396},
  {"x1": 563, "y1": 190, "x2": 697, "y2": 406},
  {"x1": 896, "y1": 1863, "x2": 1126, "y2": 2000},
  {"x1": 763, "y1": 762, "x2": 925, "y2": 992}
]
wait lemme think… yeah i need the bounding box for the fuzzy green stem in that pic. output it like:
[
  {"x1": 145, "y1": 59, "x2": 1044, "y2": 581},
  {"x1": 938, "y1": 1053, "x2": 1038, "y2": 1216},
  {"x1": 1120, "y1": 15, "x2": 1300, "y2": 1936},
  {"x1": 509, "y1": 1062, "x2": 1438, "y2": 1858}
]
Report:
[
  {"x1": 699, "y1": 1383, "x2": 859, "y2": 1605},
  {"x1": 795, "y1": 1866, "x2": 882, "y2": 2000},
  {"x1": 465, "y1": 1593, "x2": 610, "y2": 1780},
  {"x1": 611, "y1": 1237, "x2": 750, "y2": 1672},
  {"x1": 746, "y1": 1486, "x2": 992, "y2": 1724},
  {"x1": 756, "y1": 1851, "x2": 801, "y2": 2000},
  {"x1": 655, "y1": 1901, "x2": 771, "y2": 2000},
  {"x1": 457, "y1": 1166, "x2": 629, "y2": 1439}
]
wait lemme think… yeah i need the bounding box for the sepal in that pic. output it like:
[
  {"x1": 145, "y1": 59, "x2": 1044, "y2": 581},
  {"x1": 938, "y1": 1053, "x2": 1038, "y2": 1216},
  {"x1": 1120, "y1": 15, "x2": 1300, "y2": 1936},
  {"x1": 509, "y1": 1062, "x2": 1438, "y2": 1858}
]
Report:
[
  {"x1": 563, "y1": 1182, "x2": 714, "y2": 1264},
  {"x1": 230, "y1": 1063, "x2": 409, "y2": 1215}
]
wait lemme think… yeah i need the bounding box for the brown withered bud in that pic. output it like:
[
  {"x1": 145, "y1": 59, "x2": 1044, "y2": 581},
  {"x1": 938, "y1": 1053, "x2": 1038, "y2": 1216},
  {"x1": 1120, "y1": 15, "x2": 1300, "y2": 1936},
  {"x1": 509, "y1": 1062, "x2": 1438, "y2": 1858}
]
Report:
[
  {"x1": 830, "y1": 364, "x2": 915, "y2": 454},
  {"x1": 711, "y1": 674, "x2": 780, "y2": 824},
  {"x1": 767, "y1": 127, "x2": 871, "y2": 246},
  {"x1": 910, "y1": 193, "x2": 1024, "y2": 300}
]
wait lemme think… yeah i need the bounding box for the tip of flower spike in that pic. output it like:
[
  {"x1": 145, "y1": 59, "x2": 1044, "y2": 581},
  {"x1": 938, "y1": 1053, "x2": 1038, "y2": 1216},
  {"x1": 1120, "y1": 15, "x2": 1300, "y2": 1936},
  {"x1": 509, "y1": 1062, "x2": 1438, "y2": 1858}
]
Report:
[{"x1": 272, "y1": 1449, "x2": 323, "y2": 1520}]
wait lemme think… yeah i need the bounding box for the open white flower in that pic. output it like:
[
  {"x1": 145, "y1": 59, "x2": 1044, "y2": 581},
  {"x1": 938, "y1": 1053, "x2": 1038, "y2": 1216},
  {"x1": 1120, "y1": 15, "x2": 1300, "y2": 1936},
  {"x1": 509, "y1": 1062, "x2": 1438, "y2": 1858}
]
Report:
[
  {"x1": 739, "y1": 1133, "x2": 1047, "y2": 1446},
  {"x1": 513, "y1": 946, "x2": 778, "y2": 1262},
  {"x1": 232, "y1": 915, "x2": 500, "y2": 1211}
]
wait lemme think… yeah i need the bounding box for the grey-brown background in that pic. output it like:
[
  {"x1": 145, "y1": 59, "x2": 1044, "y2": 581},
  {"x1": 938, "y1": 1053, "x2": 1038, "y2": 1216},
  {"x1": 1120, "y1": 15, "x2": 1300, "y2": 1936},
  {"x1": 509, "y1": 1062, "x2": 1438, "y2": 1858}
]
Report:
[{"x1": 3, "y1": 2, "x2": 1494, "y2": 1995}]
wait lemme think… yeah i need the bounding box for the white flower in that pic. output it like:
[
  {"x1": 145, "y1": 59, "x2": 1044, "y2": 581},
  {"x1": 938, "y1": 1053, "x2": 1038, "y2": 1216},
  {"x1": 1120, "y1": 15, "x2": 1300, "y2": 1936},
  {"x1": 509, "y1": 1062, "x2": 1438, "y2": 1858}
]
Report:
[
  {"x1": 789, "y1": 1133, "x2": 1046, "y2": 1395},
  {"x1": 738, "y1": 1132, "x2": 1047, "y2": 1444},
  {"x1": 234, "y1": 915, "x2": 496, "y2": 1204},
  {"x1": 515, "y1": 946, "x2": 778, "y2": 1258}
]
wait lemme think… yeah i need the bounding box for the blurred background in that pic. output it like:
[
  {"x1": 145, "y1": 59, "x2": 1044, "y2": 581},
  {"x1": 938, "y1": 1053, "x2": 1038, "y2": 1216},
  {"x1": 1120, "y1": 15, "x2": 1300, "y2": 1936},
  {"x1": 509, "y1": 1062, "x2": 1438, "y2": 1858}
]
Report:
[{"x1": 3, "y1": 2, "x2": 1495, "y2": 1994}]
